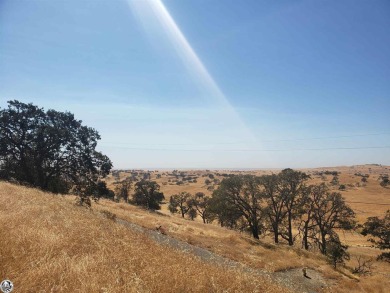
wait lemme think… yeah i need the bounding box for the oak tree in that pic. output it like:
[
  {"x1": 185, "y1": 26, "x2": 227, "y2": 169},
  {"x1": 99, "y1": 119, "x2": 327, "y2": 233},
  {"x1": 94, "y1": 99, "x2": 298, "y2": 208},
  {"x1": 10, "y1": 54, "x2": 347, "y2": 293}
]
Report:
[{"x1": 0, "y1": 100, "x2": 112, "y2": 202}]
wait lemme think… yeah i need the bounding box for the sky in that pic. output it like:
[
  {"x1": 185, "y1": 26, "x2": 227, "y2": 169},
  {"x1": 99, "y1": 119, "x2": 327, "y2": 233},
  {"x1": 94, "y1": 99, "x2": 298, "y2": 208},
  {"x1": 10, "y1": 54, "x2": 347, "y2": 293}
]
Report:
[{"x1": 0, "y1": 0, "x2": 389, "y2": 169}]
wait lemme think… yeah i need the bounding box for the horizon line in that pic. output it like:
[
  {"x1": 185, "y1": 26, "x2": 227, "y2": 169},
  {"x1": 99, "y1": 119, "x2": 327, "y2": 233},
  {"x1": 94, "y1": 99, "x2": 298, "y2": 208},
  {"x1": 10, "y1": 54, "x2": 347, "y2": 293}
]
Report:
[{"x1": 111, "y1": 163, "x2": 389, "y2": 171}]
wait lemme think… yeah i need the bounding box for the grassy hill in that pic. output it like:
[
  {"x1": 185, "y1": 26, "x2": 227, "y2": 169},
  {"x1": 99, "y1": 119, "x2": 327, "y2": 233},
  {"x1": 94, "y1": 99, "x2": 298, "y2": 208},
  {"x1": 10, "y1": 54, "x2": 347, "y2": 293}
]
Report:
[
  {"x1": 0, "y1": 182, "x2": 286, "y2": 292},
  {"x1": 1, "y1": 164, "x2": 389, "y2": 293}
]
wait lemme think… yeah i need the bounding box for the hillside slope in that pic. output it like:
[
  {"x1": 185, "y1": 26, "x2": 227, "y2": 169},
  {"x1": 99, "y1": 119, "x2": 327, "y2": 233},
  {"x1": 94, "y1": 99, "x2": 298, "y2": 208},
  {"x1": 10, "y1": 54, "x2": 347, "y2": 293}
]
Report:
[
  {"x1": 1, "y1": 181, "x2": 389, "y2": 292},
  {"x1": 0, "y1": 182, "x2": 287, "y2": 293}
]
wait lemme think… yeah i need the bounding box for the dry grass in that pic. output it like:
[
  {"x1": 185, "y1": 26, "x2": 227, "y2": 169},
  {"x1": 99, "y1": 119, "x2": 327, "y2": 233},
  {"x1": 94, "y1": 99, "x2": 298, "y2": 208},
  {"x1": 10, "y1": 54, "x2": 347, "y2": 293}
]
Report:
[
  {"x1": 0, "y1": 182, "x2": 288, "y2": 293},
  {"x1": 93, "y1": 199, "x2": 390, "y2": 293},
  {"x1": 2, "y1": 164, "x2": 389, "y2": 292},
  {"x1": 103, "y1": 165, "x2": 390, "y2": 292}
]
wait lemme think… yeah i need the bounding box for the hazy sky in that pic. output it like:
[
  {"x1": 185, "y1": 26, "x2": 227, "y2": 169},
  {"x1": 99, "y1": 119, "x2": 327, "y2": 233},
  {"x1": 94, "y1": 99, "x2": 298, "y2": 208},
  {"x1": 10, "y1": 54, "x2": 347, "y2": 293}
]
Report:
[{"x1": 1, "y1": 0, "x2": 389, "y2": 169}]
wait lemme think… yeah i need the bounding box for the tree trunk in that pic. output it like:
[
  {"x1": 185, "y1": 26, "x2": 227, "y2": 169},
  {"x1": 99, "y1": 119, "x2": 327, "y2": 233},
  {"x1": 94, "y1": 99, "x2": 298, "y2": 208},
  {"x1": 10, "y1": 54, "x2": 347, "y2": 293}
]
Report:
[
  {"x1": 274, "y1": 223, "x2": 279, "y2": 243},
  {"x1": 303, "y1": 221, "x2": 309, "y2": 250},
  {"x1": 288, "y1": 213, "x2": 293, "y2": 246},
  {"x1": 252, "y1": 226, "x2": 260, "y2": 239},
  {"x1": 321, "y1": 232, "x2": 327, "y2": 254},
  {"x1": 251, "y1": 217, "x2": 260, "y2": 239}
]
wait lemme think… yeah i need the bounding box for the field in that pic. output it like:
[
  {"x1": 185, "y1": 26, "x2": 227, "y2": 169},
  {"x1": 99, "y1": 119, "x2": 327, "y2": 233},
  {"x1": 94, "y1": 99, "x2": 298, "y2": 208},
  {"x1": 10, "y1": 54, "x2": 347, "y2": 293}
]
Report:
[
  {"x1": 1, "y1": 164, "x2": 389, "y2": 292},
  {"x1": 106, "y1": 164, "x2": 390, "y2": 223}
]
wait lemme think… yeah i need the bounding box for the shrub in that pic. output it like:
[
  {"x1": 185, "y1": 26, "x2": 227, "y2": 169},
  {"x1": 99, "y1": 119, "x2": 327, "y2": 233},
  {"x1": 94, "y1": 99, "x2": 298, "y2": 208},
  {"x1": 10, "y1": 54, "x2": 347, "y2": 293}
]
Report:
[
  {"x1": 377, "y1": 252, "x2": 390, "y2": 263},
  {"x1": 326, "y1": 234, "x2": 350, "y2": 269},
  {"x1": 339, "y1": 184, "x2": 346, "y2": 191}
]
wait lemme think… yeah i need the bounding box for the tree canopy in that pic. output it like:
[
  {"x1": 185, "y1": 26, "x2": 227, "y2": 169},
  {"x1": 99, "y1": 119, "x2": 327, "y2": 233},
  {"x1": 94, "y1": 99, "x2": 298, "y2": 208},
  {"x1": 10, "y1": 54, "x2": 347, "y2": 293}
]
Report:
[
  {"x1": 132, "y1": 180, "x2": 165, "y2": 210},
  {"x1": 0, "y1": 100, "x2": 112, "y2": 197},
  {"x1": 114, "y1": 178, "x2": 133, "y2": 203},
  {"x1": 168, "y1": 192, "x2": 194, "y2": 218},
  {"x1": 362, "y1": 210, "x2": 390, "y2": 250},
  {"x1": 208, "y1": 170, "x2": 355, "y2": 257},
  {"x1": 210, "y1": 175, "x2": 264, "y2": 239}
]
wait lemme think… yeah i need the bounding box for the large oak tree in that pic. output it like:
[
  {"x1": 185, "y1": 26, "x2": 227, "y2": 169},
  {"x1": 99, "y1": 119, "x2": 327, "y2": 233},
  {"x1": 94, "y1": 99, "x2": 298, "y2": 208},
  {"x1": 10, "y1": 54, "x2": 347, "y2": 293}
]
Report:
[{"x1": 0, "y1": 100, "x2": 112, "y2": 198}]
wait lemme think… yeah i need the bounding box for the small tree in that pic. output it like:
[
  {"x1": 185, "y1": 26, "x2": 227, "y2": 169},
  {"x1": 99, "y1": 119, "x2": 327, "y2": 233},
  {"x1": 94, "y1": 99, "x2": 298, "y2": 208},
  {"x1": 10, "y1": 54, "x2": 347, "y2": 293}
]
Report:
[
  {"x1": 362, "y1": 210, "x2": 390, "y2": 261},
  {"x1": 132, "y1": 180, "x2": 164, "y2": 210},
  {"x1": 168, "y1": 192, "x2": 193, "y2": 218},
  {"x1": 114, "y1": 178, "x2": 132, "y2": 203},
  {"x1": 188, "y1": 208, "x2": 197, "y2": 220},
  {"x1": 379, "y1": 175, "x2": 389, "y2": 188},
  {"x1": 192, "y1": 192, "x2": 211, "y2": 223},
  {"x1": 326, "y1": 233, "x2": 350, "y2": 269},
  {"x1": 330, "y1": 175, "x2": 339, "y2": 186},
  {"x1": 352, "y1": 256, "x2": 373, "y2": 275}
]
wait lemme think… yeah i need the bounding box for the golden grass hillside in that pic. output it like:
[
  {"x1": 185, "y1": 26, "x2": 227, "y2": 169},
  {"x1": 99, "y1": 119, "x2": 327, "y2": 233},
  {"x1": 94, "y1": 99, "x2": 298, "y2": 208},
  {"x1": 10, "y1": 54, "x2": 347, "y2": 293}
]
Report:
[
  {"x1": 2, "y1": 163, "x2": 389, "y2": 293},
  {"x1": 103, "y1": 165, "x2": 390, "y2": 292},
  {"x1": 94, "y1": 197, "x2": 390, "y2": 293},
  {"x1": 0, "y1": 182, "x2": 288, "y2": 293}
]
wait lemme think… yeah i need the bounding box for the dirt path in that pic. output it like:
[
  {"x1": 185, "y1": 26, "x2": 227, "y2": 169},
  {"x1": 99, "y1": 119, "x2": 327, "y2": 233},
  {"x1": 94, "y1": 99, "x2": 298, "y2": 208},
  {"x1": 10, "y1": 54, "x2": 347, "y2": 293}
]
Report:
[{"x1": 116, "y1": 218, "x2": 330, "y2": 293}]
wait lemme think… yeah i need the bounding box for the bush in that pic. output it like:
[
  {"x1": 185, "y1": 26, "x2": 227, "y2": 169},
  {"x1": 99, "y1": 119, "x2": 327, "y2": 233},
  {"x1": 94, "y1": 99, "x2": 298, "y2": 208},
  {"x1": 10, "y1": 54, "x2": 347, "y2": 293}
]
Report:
[
  {"x1": 331, "y1": 176, "x2": 339, "y2": 186},
  {"x1": 326, "y1": 234, "x2": 350, "y2": 269},
  {"x1": 377, "y1": 252, "x2": 390, "y2": 263},
  {"x1": 352, "y1": 256, "x2": 373, "y2": 275},
  {"x1": 379, "y1": 175, "x2": 389, "y2": 188}
]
